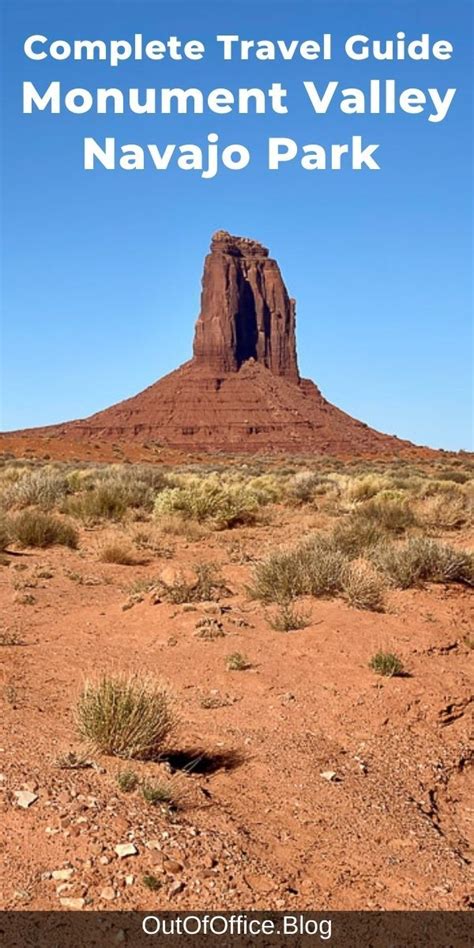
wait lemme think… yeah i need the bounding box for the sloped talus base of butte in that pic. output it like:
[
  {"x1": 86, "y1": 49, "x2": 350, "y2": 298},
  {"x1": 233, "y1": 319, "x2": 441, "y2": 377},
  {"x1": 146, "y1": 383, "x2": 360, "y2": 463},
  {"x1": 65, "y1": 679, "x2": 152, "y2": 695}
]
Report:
[{"x1": 15, "y1": 359, "x2": 416, "y2": 456}]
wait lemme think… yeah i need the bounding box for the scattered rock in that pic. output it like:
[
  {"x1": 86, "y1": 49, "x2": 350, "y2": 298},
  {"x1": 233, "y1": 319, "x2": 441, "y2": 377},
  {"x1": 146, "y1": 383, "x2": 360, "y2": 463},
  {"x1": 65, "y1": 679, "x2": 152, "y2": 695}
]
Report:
[
  {"x1": 163, "y1": 859, "x2": 183, "y2": 875},
  {"x1": 59, "y1": 897, "x2": 85, "y2": 910},
  {"x1": 115, "y1": 843, "x2": 138, "y2": 859},
  {"x1": 145, "y1": 840, "x2": 162, "y2": 851},
  {"x1": 14, "y1": 790, "x2": 38, "y2": 809},
  {"x1": 52, "y1": 869, "x2": 74, "y2": 881},
  {"x1": 320, "y1": 771, "x2": 339, "y2": 782},
  {"x1": 168, "y1": 880, "x2": 185, "y2": 897},
  {"x1": 100, "y1": 886, "x2": 116, "y2": 901}
]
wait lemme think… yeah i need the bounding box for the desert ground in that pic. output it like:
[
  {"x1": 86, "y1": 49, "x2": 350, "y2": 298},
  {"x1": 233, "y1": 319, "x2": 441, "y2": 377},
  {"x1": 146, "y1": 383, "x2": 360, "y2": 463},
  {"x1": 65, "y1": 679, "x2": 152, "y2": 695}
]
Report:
[{"x1": 0, "y1": 451, "x2": 472, "y2": 911}]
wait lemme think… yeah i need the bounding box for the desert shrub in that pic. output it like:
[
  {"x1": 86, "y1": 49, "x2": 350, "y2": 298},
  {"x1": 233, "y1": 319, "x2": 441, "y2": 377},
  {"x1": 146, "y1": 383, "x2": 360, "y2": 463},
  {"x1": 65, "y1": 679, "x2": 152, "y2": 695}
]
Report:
[
  {"x1": 65, "y1": 468, "x2": 96, "y2": 492},
  {"x1": 415, "y1": 492, "x2": 471, "y2": 531},
  {"x1": 154, "y1": 477, "x2": 259, "y2": 529},
  {"x1": 353, "y1": 494, "x2": 416, "y2": 535},
  {"x1": 0, "y1": 468, "x2": 69, "y2": 510},
  {"x1": 98, "y1": 542, "x2": 137, "y2": 565},
  {"x1": 63, "y1": 465, "x2": 168, "y2": 522},
  {"x1": 249, "y1": 536, "x2": 347, "y2": 603},
  {"x1": 369, "y1": 651, "x2": 404, "y2": 677},
  {"x1": 142, "y1": 874, "x2": 161, "y2": 891},
  {"x1": 372, "y1": 537, "x2": 473, "y2": 589},
  {"x1": 116, "y1": 769, "x2": 139, "y2": 792},
  {"x1": 329, "y1": 518, "x2": 386, "y2": 558},
  {"x1": 226, "y1": 652, "x2": 250, "y2": 671},
  {"x1": 0, "y1": 516, "x2": 11, "y2": 551},
  {"x1": 346, "y1": 473, "x2": 392, "y2": 502},
  {"x1": 64, "y1": 484, "x2": 129, "y2": 523},
  {"x1": 419, "y1": 479, "x2": 466, "y2": 498},
  {"x1": 437, "y1": 470, "x2": 470, "y2": 484},
  {"x1": 268, "y1": 601, "x2": 310, "y2": 631},
  {"x1": 286, "y1": 471, "x2": 322, "y2": 505},
  {"x1": 101, "y1": 466, "x2": 168, "y2": 510},
  {"x1": 13, "y1": 510, "x2": 78, "y2": 549},
  {"x1": 246, "y1": 474, "x2": 282, "y2": 504},
  {"x1": 161, "y1": 562, "x2": 225, "y2": 604},
  {"x1": 342, "y1": 560, "x2": 386, "y2": 612},
  {"x1": 76, "y1": 673, "x2": 175, "y2": 759}
]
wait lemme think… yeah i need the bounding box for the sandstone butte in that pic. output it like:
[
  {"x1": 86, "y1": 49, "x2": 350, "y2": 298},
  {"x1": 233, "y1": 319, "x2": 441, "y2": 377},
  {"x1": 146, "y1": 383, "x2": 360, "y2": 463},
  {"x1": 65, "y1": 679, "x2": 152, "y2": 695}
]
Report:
[{"x1": 2, "y1": 230, "x2": 435, "y2": 459}]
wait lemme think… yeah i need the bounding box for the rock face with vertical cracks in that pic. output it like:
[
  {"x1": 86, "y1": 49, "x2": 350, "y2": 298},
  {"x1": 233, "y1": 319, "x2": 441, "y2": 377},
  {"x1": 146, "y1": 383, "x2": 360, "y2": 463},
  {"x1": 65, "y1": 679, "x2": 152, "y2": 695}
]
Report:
[
  {"x1": 3, "y1": 231, "x2": 426, "y2": 457},
  {"x1": 193, "y1": 231, "x2": 299, "y2": 380}
]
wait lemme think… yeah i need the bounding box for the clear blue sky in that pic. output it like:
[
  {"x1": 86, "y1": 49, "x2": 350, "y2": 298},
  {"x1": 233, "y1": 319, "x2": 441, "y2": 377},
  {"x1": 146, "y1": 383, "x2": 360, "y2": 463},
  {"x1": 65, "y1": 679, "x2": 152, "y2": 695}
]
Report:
[{"x1": 1, "y1": 0, "x2": 472, "y2": 450}]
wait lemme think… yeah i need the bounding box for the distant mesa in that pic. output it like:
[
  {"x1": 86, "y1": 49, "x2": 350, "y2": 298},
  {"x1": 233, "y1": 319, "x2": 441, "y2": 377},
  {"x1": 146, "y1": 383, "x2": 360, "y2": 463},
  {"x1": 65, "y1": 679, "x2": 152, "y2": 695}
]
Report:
[{"x1": 3, "y1": 230, "x2": 425, "y2": 457}]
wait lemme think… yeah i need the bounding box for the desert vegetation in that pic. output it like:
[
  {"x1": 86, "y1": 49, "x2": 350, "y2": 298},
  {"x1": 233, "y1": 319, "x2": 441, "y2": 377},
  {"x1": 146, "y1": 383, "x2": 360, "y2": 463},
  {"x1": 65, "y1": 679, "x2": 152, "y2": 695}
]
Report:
[{"x1": 0, "y1": 451, "x2": 472, "y2": 911}]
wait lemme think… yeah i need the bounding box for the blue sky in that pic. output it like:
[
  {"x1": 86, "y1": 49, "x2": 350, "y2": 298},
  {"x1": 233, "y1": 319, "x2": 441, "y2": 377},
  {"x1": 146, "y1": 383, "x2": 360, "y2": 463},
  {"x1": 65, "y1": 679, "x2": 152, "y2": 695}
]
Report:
[{"x1": 1, "y1": 0, "x2": 472, "y2": 450}]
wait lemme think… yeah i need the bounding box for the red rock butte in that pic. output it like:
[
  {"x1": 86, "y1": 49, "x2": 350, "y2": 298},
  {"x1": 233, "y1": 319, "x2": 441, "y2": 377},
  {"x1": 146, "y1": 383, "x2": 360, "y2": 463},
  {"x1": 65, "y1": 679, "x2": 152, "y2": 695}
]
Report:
[{"x1": 4, "y1": 230, "x2": 428, "y2": 457}]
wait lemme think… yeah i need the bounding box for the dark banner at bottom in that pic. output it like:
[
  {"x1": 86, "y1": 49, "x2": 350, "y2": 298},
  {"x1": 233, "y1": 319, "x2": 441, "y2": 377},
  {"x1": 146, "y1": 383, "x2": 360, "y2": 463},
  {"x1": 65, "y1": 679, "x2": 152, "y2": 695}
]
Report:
[{"x1": 0, "y1": 912, "x2": 472, "y2": 947}]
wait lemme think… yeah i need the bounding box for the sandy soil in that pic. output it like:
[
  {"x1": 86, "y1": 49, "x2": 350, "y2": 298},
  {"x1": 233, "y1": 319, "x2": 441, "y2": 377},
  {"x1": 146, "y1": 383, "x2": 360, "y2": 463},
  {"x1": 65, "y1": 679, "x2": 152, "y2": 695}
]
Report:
[{"x1": 0, "y1": 507, "x2": 472, "y2": 912}]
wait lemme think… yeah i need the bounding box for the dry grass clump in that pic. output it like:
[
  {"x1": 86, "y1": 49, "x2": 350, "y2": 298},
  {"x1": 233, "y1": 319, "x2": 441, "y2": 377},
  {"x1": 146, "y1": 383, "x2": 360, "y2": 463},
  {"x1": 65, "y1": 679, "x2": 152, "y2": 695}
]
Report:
[
  {"x1": 141, "y1": 778, "x2": 177, "y2": 808},
  {"x1": 157, "y1": 514, "x2": 207, "y2": 541},
  {"x1": 13, "y1": 510, "x2": 78, "y2": 549},
  {"x1": 268, "y1": 601, "x2": 311, "y2": 631},
  {"x1": 76, "y1": 673, "x2": 175, "y2": 760},
  {"x1": 98, "y1": 541, "x2": 137, "y2": 565},
  {"x1": 342, "y1": 559, "x2": 386, "y2": 612},
  {"x1": 132, "y1": 526, "x2": 174, "y2": 557},
  {"x1": 372, "y1": 537, "x2": 473, "y2": 589},
  {"x1": 154, "y1": 477, "x2": 260, "y2": 529},
  {"x1": 369, "y1": 651, "x2": 404, "y2": 677}
]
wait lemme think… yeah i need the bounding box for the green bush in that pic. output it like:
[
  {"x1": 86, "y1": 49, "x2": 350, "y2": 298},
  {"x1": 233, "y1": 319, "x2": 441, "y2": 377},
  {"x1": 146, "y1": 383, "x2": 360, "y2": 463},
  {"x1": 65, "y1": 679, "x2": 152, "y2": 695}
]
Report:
[
  {"x1": 154, "y1": 477, "x2": 260, "y2": 529},
  {"x1": 13, "y1": 510, "x2": 78, "y2": 549},
  {"x1": 369, "y1": 651, "x2": 404, "y2": 677},
  {"x1": 77, "y1": 673, "x2": 175, "y2": 759},
  {"x1": 346, "y1": 473, "x2": 391, "y2": 502},
  {"x1": 116, "y1": 769, "x2": 139, "y2": 792}
]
